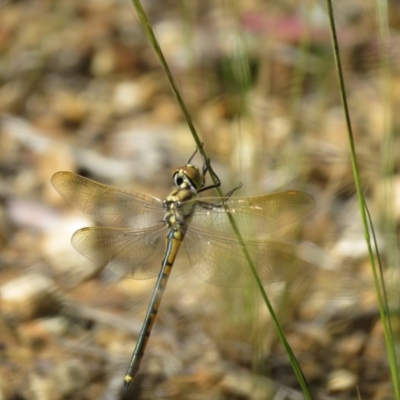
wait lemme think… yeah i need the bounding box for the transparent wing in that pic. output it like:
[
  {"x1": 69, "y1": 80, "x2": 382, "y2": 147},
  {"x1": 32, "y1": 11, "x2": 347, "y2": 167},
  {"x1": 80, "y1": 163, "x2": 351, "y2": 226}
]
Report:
[
  {"x1": 72, "y1": 225, "x2": 167, "y2": 279},
  {"x1": 51, "y1": 171, "x2": 164, "y2": 228},
  {"x1": 185, "y1": 231, "x2": 317, "y2": 287},
  {"x1": 188, "y1": 191, "x2": 315, "y2": 239}
]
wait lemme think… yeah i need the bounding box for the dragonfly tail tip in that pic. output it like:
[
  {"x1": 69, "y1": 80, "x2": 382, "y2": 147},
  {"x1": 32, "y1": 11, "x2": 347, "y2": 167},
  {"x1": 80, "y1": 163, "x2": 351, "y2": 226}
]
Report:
[{"x1": 124, "y1": 375, "x2": 133, "y2": 392}]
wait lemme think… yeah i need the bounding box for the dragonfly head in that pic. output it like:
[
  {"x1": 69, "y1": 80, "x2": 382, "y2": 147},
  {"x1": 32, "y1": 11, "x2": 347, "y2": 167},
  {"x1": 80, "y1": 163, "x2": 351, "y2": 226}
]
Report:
[{"x1": 172, "y1": 164, "x2": 205, "y2": 193}]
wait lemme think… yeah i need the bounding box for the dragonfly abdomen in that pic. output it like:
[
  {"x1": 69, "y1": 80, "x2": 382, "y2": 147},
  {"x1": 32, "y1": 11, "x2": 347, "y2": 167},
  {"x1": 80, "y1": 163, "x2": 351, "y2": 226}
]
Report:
[{"x1": 124, "y1": 228, "x2": 184, "y2": 389}]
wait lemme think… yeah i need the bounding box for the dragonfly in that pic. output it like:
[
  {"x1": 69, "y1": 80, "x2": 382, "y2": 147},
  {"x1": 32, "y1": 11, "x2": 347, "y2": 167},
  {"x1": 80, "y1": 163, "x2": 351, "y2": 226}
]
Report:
[{"x1": 51, "y1": 148, "x2": 316, "y2": 390}]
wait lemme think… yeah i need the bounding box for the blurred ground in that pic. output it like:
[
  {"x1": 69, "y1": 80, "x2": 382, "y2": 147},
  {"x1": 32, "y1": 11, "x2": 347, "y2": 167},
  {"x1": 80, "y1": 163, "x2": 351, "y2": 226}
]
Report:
[{"x1": 0, "y1": 1, "x2": 399, "y2": 399}]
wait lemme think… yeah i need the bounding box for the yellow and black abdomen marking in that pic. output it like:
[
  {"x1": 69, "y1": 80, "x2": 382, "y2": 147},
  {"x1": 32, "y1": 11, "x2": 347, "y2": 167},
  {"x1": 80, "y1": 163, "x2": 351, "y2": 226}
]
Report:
[{"x1": 124, "y1": 229, "x2": 184, "y2": 389}]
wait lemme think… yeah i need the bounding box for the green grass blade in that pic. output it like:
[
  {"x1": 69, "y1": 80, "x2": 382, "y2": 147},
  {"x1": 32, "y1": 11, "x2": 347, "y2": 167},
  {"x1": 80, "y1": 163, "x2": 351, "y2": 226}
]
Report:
[
  {"x1": 130, "y1": 0, "x2": 220, "y2": 189},
  {"x1": 325, "y1": 1, "x2": 400, "y2": 398}
]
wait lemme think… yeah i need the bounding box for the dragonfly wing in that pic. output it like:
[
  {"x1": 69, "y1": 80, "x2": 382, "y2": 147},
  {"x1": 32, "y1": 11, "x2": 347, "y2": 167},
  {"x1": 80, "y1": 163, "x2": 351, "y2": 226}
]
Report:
[
  {"x1": 184, "y1": 231, "x2": 317, "y2": 287},
  {"x1": 51, "y1": 172, "x2": 164, "y2": 227},
  {"x1": 188, "y1": 191, "x2": 315, "y2": 239},
  {"x1": 72, "y1": 226, "x2": 167, "y2": 279}
]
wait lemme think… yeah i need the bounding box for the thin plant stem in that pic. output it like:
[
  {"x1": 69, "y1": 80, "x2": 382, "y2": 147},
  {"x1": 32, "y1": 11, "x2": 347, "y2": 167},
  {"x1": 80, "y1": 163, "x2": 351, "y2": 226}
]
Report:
[
  {"x1": 130, "y1": 1, "x2": 313, "y2": 398},
  {"x1": 325, "y1": 1, "x2": 400, "y2": 398}
]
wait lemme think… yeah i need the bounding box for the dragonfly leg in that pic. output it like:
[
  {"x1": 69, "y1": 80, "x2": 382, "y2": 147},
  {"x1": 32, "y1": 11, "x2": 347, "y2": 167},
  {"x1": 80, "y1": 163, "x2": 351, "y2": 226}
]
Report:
[
  {"x1": 224, "y1": 181, "x2": 243, "y2": 199},
  {"x1": 188, "y1": 143, "x2": 222, "y2": 194},
  {"x1": 187, "y1": 142, "x2": 203, "y2": 164},
  {"x1": 197, "y1": 158, "x2": 222, "y2": 193}
]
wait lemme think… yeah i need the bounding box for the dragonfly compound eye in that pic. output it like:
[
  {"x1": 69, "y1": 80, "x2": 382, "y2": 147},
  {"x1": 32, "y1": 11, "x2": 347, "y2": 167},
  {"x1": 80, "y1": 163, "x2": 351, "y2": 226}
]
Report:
[{"x1": 173, "y1": 165, "x2": 203, "y2": 192}]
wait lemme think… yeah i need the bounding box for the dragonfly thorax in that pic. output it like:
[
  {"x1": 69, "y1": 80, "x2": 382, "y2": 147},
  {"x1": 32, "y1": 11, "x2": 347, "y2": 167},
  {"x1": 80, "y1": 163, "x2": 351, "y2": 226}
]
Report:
[{"x1": 163, "y1": 187, "x2": 197, "y2": 230}]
